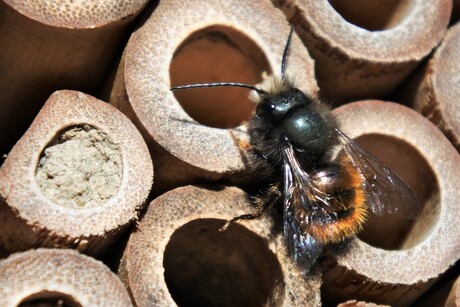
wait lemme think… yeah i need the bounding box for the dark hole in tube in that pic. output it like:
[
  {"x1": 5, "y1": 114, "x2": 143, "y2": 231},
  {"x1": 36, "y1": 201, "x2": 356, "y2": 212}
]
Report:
[
  {"x1": 170, "y1": 25, "x2": 271, "y2": 129},
  {"x1": 19, "y1": 291, "x2": 82, "y2": 307},
  {"x1": 351, "y1": 134, "x2": 439, "y2": 250},
  {"x1": 163, "y1": 218, "x2": 284, "y2": 307},
  {"x1": 328, "y1": 0, "x2": 413, "y2": 31}
]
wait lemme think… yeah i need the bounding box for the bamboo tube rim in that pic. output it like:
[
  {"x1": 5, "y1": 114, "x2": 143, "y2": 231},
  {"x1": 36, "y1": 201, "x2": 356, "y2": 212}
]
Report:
[
  {"x1": 0, "y1": 248, "x2": 132, "y2": 306},
  {"x1": 332, "y1": 100, "x2": 459, "y2": 284},
  {"x1": 3, "y1": 0, "x2": 149, "y2": 28},
  {"x1": 0, "y1": 90, "x2": 153, "y2": 238},
  {"x1": 289, "y1": 0, "x2": 452, "y2": 61},
  {"x1": 122, "y1": 0, "x2": 317, "y2": 173},
  {"x1": 122, "y1": 185, "x2": 321, "y2": 306},
  {"x1": 430, "y1": 23, "x2": 460, "y2": 149}
]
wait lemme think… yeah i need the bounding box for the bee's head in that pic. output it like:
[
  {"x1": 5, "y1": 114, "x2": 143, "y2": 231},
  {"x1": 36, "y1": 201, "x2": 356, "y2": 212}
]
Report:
[
  {"x1": 255, "y1": 85, "x2": 311, "y2": 122},
  {"x1": 251, "y1": 75, "x2": 335, "y2": 159}
]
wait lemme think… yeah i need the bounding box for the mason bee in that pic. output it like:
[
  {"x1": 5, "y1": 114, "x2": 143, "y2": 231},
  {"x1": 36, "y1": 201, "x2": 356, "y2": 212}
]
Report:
[{"x1": 171, "y1": 26, "x2": 420, "y2": 272}]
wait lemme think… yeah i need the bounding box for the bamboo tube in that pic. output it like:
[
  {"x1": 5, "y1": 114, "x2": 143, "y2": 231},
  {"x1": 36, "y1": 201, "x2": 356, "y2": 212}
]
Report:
[
  {"x1": 319, "y1": 101, "x2": 460, "y2": 306},
  {"x1": 0, "y1": 0, "x2": 149, "y2": 155},
  {"x1": 107, "y1": 0, "x2": 318, "y2": 193},
  {"x1": 0, "y1": 90, "x2": 153, "y2": 256},
  {"x1": 446, "y1": 276, "x2": 460, "y2": 307},
  {"x1": 0, "y1": 248, "x2": 132, "y2": 307},
  {"x1": 412, "y1": 262, "x2": 460, "y2": 307},
  {"x1": 273, "y1": 0, "x2": 452, "y2": 102},
  {"x1": 119, "y1": 185, "x2": 321, "y2": 306},
  {"x1": 403, "y1": 23, "x2": 460, "y2": 152},
  {"x1": 338, "y1": 301, "x2": 390, "y2": 307}
]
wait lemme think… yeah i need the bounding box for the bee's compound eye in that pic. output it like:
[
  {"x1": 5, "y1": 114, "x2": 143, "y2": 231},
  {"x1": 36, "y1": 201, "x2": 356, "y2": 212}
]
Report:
[
  {"x1": 256, "y1": 96, "x2": 294, "y2": 121},
  {"x1": 280, "y1": 135, "x2": 290, "y2": 144},
  {"x1": 261, "y1": 101, "x2": 276, "y2": 112}
]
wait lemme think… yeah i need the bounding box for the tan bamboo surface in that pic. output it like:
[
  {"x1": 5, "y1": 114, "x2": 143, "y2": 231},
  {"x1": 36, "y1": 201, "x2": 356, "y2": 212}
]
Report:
[
  {"x1": 0, "y1": 0, "x2": 149, "y2": 155},
  {"x1": 338, "y1": 300, "x2": 390, "y2": 307},
  {"x1": 446, "y1": 276, "x2": 460, "y2": 307},
  {"x1": 412, "y1": 265, "x2": 460, "y2": 307},
  {"x1": 107, "y1": 0, "x2": 318, "y2": 194},
  {"x1": 404, "y1": 22, "x2": 460, "y2": 152},
  {"x1": 272, "y1": 0, "x2": 452, "y2": 102},
  {"x1": 319, "y1": 101, "x2": 460, "y2": 306},
  {"x1": 0, "y1": 1, "x2": 459, "y2": 306},
  {"x1": 0, "y1": 90, "x2": 153, "y2": 256},
  {"x1": 0, "y1": 248, "x2": 133, "y2": 306},
  {"x1": 118, "y1": 185, "x2": 321, "y2": 306}
]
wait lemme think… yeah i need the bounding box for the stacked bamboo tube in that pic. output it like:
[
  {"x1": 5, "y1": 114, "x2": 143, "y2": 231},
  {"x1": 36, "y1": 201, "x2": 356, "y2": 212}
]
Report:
[
  {"x1": 323, "y1": 101, "x2": 459, "y2": 306},
  {"x1": 0, "y1": 90, "x2": 153, "y2": 256},
  {"x1": 403, "y1": 22, "x2": 460, "y2": 152},
  {"x1": 447, "y1": 277, "x2": 460, "y2": 307},
  {"x1": 108, "y1": 0, "x2": 318, "y2": 194},
  {"x1": 1, "y1": 0, "x2": 459, "y2": 306},
  {"x1": 120, "y1": 185, "x2": 321, "y2": 306},
  {"x1": 0, "y1": 249, "x2": 133, "y2": 306},
  {"x1": 0, "y1": 0, "x2": 149, "y2": 155},
  {"x1": 272, "y1": 0, "x2": 452, "y2": 102}
]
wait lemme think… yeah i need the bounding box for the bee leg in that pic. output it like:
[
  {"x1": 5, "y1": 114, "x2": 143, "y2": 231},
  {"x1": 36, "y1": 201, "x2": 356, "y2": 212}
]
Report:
[
  {"x1": 220, "y1": 185, "x2": 282, "y2": 231},
  {"x1": 229, "y1": 130, "x2": 270, "y2": 174},
  {"x1": 229, "y1": 129, "x2": 269, "y2": 159},
  {"x1": 228, "y1": 130, "x2": 258, "y2": 170},
  {"x1": 237, "y1": 139, "x2": 253, "y2": 151},
  {"x1": 229, "y1": 129, "x2": 252, "y2": 150}
]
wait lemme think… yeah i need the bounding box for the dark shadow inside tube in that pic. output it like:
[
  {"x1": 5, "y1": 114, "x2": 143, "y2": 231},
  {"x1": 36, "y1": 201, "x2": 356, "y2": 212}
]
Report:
[
  {"x1": 170, "y1": 25, "x2": 271, "y2": 129},
  {"x1": 352, "y1": 134, "x2": 439, "y2": 250},
  {"x1": 328, "y1": 0, "x2": 413, "y2": 31},
  {"x1": 19, "y1": 290, "x2": 82, "y2": 307},
  {"x1": 163, "y1": 218, "x2": 284, "y2": 307}
]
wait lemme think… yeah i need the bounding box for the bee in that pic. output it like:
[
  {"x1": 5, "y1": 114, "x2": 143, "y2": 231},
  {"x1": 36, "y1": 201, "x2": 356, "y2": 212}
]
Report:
[{"x1": 171, "y1": 26, "x2": 420, "y2": 272}]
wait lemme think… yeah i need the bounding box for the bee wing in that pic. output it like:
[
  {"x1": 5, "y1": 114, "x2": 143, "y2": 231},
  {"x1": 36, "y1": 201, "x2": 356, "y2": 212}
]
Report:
[
  {"x1": 336, "y1": 129, "x2": 420, "y2": 218},
  {"x1": 283, "y1": 208, "x2": 323, "y2": 274},
  {"x1": 282, "y1": 145, "x2": 327, "y2": 273}
]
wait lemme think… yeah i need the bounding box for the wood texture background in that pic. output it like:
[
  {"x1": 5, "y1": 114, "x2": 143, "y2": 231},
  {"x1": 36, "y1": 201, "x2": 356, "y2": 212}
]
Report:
[{"x1": 0, "y1": 0, "x2": 458, "y2": 306}]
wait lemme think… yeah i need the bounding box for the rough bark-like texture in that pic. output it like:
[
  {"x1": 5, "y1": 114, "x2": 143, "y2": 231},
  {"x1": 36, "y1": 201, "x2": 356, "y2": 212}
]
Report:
[
  {"x1": 0, "y1": 90, "x2": 153, "y2": 256},
  {"x1": 319, "y1": 101, "x2": 460, "y2": 306},
  {"x1": 338, "y1": 300, "x2": 390, "y2": 307},
  {"x1": 107, "y1": 0, "x2": 318, "y2": 193},
  {"x1": 446, "y1": 277, "x2": 460, "y2": 307},
  {"x1": 0, "y1": 0, "x2": 149, "y2": 154},
  {"x1": 403, "y1": 23, "x2": 460, "y2": 152},
  {"x1": 273, "y1": 0, "x2": 452, "y2": 102},
  {"x1": 119, "y1": 185, "x2": 322, "y2": 307},
  {"x1": 0, "y1": 248, "x2": 133, "y2": 307}
]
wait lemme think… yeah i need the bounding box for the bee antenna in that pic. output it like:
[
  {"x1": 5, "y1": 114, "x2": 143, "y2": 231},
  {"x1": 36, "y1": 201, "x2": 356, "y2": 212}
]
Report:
[
  {"x1": 171, "y1": 82, "x2": 268, "y2": 96},
  {"x1": 281, "y1": 25, "x2": 294, "y2": 83}
]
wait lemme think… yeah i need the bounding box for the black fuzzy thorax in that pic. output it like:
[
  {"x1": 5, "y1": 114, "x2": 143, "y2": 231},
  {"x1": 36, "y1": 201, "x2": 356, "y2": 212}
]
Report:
[{"x1": 247, "y1": 77, "x2": 339, "y2": 174}]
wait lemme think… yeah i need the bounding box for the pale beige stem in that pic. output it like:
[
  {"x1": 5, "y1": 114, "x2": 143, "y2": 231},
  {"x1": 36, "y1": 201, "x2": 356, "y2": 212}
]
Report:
[
  {"x1": 338, "y1": 300, "x2": 390, "y2": 307},
  {"x1": 273, "y1": 0, "x2": 452, "y2": 102},
  {"x1": 320, "y1": 100, "x2": 460, "y2": 306},
  {"x1": 107, "y1": 0, "x2": 318, "y2": 194},
  {"x1": 0, "y1": 248, "x2": 133, "y2": 307},
  {"x1": 446, "y1": 276, "x2": 460, "y2": 307},
  {"x1": 0, "y1": 0, "x2": 149, "y2": 154},
  {"x1": 119, "y1": 185, "x2": 321, "y2": 306},
  {"x1": 0, "y1": 90, "x2": 153, "y2": 256},
  {"x1": 404, "y1": 23, "x2": 460, "y2": 152}
]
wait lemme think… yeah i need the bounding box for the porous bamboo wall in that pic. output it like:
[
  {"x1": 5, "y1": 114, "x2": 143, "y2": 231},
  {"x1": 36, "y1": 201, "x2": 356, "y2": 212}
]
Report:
[{"x1": 0, "y1": 1, "x2": 458, "y2": 306}]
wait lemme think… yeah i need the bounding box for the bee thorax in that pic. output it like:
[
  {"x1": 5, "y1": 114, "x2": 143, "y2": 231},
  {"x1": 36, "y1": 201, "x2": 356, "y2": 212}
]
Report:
[{"x1": 282, "y1": 108, "x2": 331, "y2": 158}]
